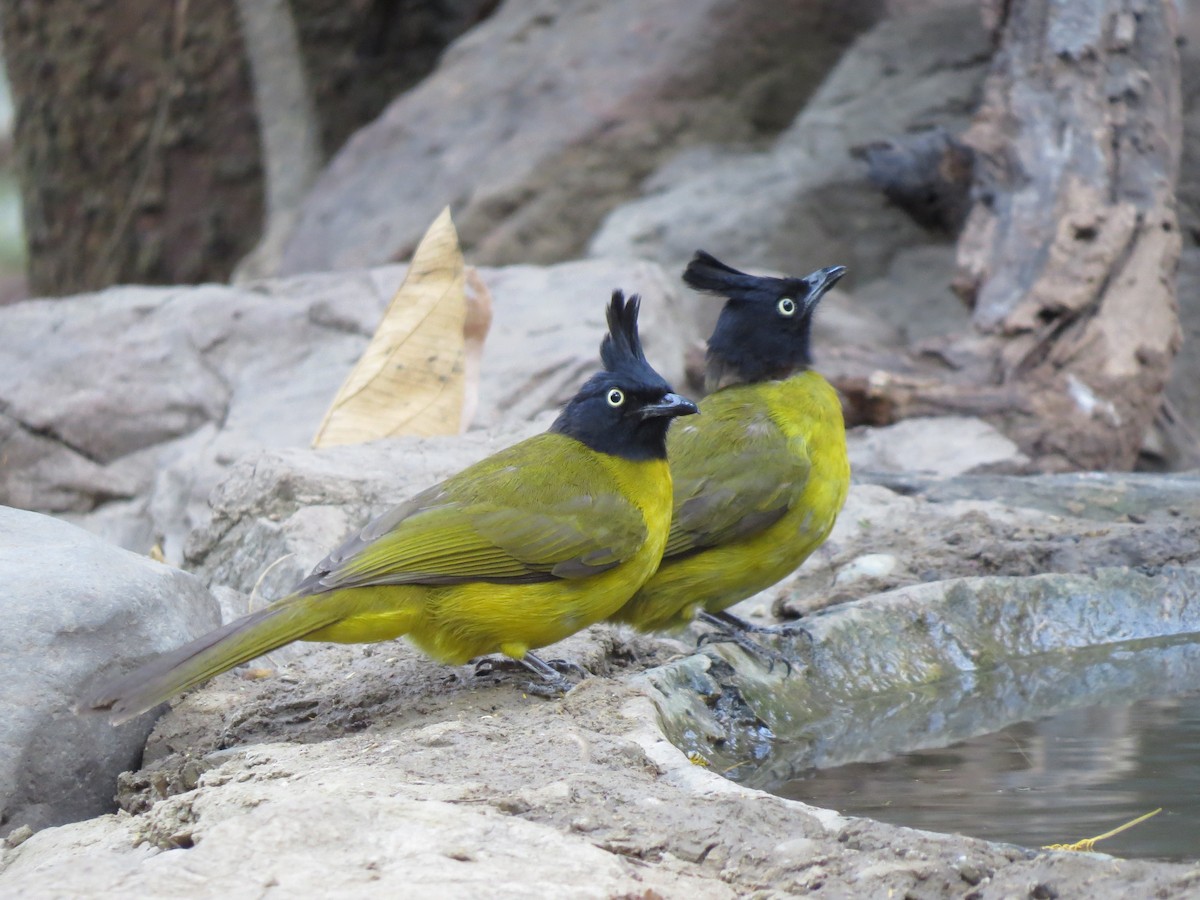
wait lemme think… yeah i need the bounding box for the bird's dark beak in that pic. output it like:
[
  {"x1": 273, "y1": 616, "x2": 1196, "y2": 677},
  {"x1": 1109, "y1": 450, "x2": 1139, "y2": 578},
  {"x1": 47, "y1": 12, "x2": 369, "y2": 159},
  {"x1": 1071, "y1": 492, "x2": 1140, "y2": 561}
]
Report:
[
  {"x1": 639, "y1": 392, "x2": 699, "y2": 420},
  {"x1": 808, "y1": 265, "x2": 847, "y2": 299}
]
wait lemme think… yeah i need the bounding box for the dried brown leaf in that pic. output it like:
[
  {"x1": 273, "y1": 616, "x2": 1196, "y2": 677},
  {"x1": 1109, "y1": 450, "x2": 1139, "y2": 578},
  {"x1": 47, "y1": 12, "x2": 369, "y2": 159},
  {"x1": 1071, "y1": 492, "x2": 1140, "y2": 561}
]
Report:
[{"x1": 313, "y1": 207, "x2": 485, "y2": 447}]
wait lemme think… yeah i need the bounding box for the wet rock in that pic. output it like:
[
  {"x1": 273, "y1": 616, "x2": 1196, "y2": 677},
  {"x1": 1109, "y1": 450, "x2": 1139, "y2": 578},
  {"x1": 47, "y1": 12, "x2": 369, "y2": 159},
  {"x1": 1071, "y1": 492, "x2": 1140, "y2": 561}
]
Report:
[
  {"x1": 0, "y1": 507, "x2": 219, "y2": 837},
  {"x1": 865, "y1": 470, "x2": 1200, "y2": 523},
  {"x1": 0, "y1": 259, "x2": 691, "y2": 562},
  {"x1": 650, "y1": 565, "x2": 1200, "y2": 779},
  {"x1": 588, "y1": 4, "x2": 990, "y2": 285},
  {"x1": 277, "y1": 0, "x2": 885, "y2": 275}
]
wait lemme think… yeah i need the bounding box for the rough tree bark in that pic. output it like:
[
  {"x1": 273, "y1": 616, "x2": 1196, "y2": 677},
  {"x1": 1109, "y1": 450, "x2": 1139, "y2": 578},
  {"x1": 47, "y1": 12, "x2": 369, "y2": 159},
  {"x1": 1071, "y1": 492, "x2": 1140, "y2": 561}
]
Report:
[
  {"x1": 0, "y1": 0, "x2": 266, "y2": 296},
  {"x1": 839, "y1": 0, "x2": 1183, "y2": 472},
  {"x1": 290, "y1": 0, "x2": 499, "y2": 159}
]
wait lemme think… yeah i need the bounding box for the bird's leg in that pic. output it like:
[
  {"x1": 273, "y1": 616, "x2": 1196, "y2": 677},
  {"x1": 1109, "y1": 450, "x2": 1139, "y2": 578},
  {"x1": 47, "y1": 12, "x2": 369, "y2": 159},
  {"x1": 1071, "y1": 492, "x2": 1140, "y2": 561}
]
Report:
[
  {"x1": 474, "y1": 653, "x2": 585, "y2": 696},
  {"x1": 519, "y1": 652, "x2": 584, "y2": 697},
  {"x1": 700, "y1": 609, "x2": 812, "y2": 640},
  {"x1": 695, "y1": 611, "x2": 811, "y2": 674},
  {"x1": 472, "y1": 656, "x2": 517, "y2": 678}
]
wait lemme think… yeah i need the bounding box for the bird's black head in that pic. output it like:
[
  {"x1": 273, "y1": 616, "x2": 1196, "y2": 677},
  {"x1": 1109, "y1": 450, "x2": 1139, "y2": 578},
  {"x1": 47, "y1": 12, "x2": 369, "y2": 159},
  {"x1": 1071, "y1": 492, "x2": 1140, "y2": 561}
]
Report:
[
  {"x1": 684, "y1": 251, "x2": 846, "y2": 390},
  {"x1": 551, "y1": 291, "x2": 698, "y2": 460}
]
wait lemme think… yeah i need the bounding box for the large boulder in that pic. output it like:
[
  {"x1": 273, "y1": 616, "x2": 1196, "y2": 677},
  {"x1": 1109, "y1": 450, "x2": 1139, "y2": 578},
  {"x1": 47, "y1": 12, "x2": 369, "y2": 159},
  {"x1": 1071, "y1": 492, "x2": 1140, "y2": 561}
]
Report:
[
  {"x1": 0, "y1": 258, "x2": 697, "y2": 562},
  {"x1": 588, "y1": 3, "x2": 990, "y2": 287},
  {"x1": 0, "y1": 507, "x2": 220, "y2": 837},
  {"x1": 276, "y1": 0, "x2": 885, "y2": 275}
]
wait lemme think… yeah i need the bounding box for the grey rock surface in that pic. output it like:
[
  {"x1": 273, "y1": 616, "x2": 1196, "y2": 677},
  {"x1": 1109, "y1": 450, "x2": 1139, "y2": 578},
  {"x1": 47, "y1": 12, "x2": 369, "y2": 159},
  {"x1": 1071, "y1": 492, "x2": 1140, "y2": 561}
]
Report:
[
  {"x1": 653, "y1": 562, "x2": 1200, "y2": 789},
  {"x1": 848, "y1": 415, "x2": 1029, "y2": 478},
  {"x1": 4, "y1": 449, "x2": 1199, "y2": 895},
  {"x1": 1175, "y1": 10, "x2": 1200, "y2": 242},
  {"x1": 0, "y1": 507, "x2": 220, "y2": 837},
  {"x1": 588, "y1": 3, "x2": 990, "y2": 286},
  {"x1": 2, "y1": 576, "x2": 1196, "y2": 898},
  {"x1": 0, "y1": 259, "x2": 694, "y2": 563},
  {"x1": 276, "y1": 0, "x2": 885, "y2": 275},
  {"x1": 848, "y1": 244, "x2": 971, "y2": 343}
]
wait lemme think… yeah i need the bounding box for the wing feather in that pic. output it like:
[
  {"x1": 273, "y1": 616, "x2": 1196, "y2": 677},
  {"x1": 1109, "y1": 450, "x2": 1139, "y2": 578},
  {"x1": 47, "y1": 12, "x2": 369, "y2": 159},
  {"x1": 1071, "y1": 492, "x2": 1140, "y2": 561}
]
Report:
[
  {"x1": 664, "y1": 403, "x2": 810, "y2": 559},
  {"x1": 294, "y1": 434, "x2": 649, "y2": 595}
]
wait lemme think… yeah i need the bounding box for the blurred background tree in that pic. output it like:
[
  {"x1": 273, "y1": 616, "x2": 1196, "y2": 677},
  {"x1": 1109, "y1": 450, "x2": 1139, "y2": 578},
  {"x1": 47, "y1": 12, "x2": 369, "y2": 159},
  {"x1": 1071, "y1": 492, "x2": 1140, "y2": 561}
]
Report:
[{"x1": 0, "y1": 0, "x2": 494, "y2": 296}]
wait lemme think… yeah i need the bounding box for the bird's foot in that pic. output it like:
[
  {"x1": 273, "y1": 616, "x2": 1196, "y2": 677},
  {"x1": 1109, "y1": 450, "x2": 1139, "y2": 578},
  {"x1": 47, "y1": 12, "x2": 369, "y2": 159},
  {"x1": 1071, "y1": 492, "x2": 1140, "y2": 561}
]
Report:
[
  {"x1": 473, "y1": 656, "x2": 520, "y2": 678},
  {"x1": 474, "y1": 653, "x2": 586, "y2": 696},
  {"x1": 523, "y1": 676, "x2": 573, "y2": 698},
  {"x1": 520, "y1": 652, "x2": 587, "y2": 697},
  {"x1": 695, "y1": 611, "x2": 810, "y2": 674},
  {"x1": 696, "y1": 627, "x2": 794, "y2": 673},
  {"x1": 698, "y1": 610, "x2": 813, "y2": 642}
]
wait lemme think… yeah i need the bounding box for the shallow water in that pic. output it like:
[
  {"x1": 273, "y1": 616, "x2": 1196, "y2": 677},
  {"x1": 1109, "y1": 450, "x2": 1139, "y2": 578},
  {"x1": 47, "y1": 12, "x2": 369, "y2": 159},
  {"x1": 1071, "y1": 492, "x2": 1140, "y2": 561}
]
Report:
[{"x1": 746, "y1": 637, "x2": 1200, "y2": 862}]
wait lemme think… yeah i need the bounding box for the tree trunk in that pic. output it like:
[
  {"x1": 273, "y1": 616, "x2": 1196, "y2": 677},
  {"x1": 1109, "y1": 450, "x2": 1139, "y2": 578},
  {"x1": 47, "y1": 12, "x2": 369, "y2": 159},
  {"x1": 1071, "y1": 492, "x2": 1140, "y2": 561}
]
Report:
[
  {"x1": 835, "y1": 0, "x2": 1184, "y2": 472},
  {"x1": 953, "y1": 0, "x2": 1183, "y2": 470},
  {"x1": 289, "y1": 0, "x2": 499, "y2": 159},
  {"x1": 1, "y1": 0, "x2": 265, "y2": 296}
]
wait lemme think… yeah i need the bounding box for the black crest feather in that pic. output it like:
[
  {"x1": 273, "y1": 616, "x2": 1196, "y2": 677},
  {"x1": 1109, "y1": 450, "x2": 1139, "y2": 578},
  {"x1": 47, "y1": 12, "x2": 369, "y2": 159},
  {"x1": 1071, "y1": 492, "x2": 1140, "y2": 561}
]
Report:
[
  {"x1": 683, "y1": 251, "x2": 777, "y2": 297},
  {"x1": 601, "y1": 290, "x2": 647, "y2": 373},
  {"x1": 684, "y1": 250, "x2": 846, "y2": 388},
  {"x1": 549, "y1": 289, "x2": 691, "y2": 460}
]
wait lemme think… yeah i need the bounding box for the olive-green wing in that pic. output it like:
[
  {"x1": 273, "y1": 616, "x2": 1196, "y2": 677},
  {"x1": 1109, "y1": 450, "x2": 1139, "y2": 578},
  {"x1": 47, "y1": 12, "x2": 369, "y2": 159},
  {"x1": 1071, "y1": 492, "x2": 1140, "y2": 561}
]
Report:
[
  {"x1": 664, "y1": 405, "x2": 811, "y2": 559},
  {"x1": 295, "y1": 436, "x2": 649, "y2": 595}
]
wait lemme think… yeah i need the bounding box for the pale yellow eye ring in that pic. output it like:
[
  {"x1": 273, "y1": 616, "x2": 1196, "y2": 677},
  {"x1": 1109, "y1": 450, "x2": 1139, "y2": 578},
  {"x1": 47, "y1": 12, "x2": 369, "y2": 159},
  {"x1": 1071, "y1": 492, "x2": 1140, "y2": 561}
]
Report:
[
  {"x1": 778, "y1": 297, "x2": 797, "y2": 316},
  {"x1": 607, "y1": 388, "x2": 625, "y2": 407}
]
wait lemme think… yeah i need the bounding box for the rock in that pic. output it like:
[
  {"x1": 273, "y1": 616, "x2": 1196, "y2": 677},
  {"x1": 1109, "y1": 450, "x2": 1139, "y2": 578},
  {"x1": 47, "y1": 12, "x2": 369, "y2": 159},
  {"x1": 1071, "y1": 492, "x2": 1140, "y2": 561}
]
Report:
[
  {"x1": 770, "y1": 471, "x2": 1200, "y2": 623},
  {"x1": 847, "y1": 415, "x2": 1030, "y2": 478},
  {"x1": 834, "y1": 552, "x2": 899, "y2": 586},
  {"x1": 0, "y1": 259, "x2": 693, "y2": 562},
  {"x1": 0, "y1": 271, "x2": 385, "y2": 560},
  {"x1": 1158, "y1": 247, "x2": 1200, "y2": 469},
  {"x1": 811, "y1": 287, "x2": 905, "y2": 351},
  {"x1": 654, "y1": 565, "x2": 1200, "y2": 784},
  {"x1": 277, "y1": 0, "x2": 886, "y2": 275},
  {"x1": 848, "y1": 244, "x2": 972, "y2": 343},
  {"x1": 1174, "y1": 9, "x2": 1200, "y2": 243},
  {"x1": 3, "y1": 643, "x2": 1194, "y2": 898},
  {"x1": 0, "y1": 507, "x2": 220, "y2": 837},
  {"x1": 588, "y1": 4, "x2": 990, "y2": 287}
]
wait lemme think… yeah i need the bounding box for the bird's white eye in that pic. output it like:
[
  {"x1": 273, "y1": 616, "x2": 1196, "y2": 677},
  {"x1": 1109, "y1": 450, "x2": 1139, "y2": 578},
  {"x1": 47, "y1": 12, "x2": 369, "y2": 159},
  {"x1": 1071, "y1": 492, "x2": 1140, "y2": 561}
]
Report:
[
  {"x1": 777, "y1": 297, "x2": 797, "y2": 316},
  {"x1": 606, "y1": 388, "x2": 625, "y2": 407}
]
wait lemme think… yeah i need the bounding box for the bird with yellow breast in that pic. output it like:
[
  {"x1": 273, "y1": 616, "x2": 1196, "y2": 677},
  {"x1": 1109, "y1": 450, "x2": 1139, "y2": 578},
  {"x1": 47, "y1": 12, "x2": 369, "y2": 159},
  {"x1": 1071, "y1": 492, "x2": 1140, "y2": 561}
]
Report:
[
  {"x1": 609, "y1": 251, "x2": 849, "y2": 650},
  {"x1": 83, "y1": 291, "x2": 697, "y2": 724}
]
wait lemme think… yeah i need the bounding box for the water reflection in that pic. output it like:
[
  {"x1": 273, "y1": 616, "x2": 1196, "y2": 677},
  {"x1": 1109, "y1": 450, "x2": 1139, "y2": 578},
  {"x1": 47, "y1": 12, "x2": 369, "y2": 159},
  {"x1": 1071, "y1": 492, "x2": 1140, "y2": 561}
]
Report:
[{"x1": 759, "y1": 685, "x2": 1200, "y2": 861}]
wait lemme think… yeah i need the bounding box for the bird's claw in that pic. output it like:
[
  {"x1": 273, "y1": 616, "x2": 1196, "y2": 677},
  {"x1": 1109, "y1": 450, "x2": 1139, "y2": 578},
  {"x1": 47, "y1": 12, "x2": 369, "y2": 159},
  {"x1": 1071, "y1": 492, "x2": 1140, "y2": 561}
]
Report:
[
  {"x1": 475, "y1": 653, "x2": 587, "y2": 696},
  {"x1": 695, "y1": 610, "x2": 811, "y2": 674},
  {"x1": 523, "y1": 675, "x2": 573, "y2": 698},
  {"x1": 697, "y1": 627, "x2": 794, "y2": 674},
  {"x1": 699, "y1": 610, "x2": 811, "y2": 638}
]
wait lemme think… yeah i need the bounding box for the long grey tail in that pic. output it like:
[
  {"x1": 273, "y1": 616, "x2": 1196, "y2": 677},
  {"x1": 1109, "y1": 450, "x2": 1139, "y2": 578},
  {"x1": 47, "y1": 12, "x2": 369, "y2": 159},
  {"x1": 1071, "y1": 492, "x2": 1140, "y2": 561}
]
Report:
[{"x1": 78, "y1": 594, "x2": 339, "y2": 726}]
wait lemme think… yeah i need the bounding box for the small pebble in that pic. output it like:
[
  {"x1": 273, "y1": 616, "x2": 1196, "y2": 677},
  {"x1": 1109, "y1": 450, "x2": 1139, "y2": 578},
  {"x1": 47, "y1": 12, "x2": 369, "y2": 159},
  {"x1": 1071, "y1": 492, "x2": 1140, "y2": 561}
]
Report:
[
  {"x1": 4, "y1": 825, "x2": 33, "y2": 848},
  {"x1": 834, "y1": 553, "x2": 898, "y2": 586}
]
